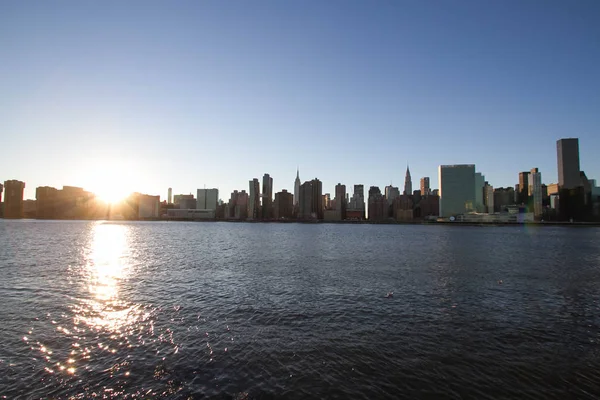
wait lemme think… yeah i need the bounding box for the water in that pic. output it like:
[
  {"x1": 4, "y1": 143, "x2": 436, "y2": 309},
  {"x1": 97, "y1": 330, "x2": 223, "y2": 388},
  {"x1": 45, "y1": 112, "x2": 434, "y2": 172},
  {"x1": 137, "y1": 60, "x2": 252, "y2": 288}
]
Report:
[{"x1": 1, "y1": 220, "x2": 600, "y2": 399}]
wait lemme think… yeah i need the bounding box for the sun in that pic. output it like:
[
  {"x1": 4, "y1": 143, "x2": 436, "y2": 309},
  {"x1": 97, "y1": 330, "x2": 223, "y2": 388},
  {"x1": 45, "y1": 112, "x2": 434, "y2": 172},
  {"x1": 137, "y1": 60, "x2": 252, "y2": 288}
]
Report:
[{"x1": 83, "y1": 160, "x2": 135, "y2": 204}]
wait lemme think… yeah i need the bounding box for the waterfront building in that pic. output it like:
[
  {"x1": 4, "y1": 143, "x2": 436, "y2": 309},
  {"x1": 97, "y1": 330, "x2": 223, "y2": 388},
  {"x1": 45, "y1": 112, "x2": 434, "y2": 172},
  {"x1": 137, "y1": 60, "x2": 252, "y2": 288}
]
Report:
[
  {"x1": 404, "y1": 166, "x2": 412, "y2": 195},
  {"x1": 529, "y1": 168, "x2": 542, "y2": 218},
  {"x1": 368, "y1": 186, "x2": 386, "y2": 221},
  {"x1": 36, "y1": 186, "x2": 59, "y2": 219},
  {"x1": 3, "y1": 180, "x2": 26, "y2": 219},
  {"x1": 262, "y1": 173, "x2": 273, "y2": 219},
  {"x1": 323, "y1": 193, "x2": 331, "y2": 210},
  {"x1": 384, "y1": 185, "x2": 399, "y2": 206},
  {"x1": 294, "y1": 168, "x2": 301, "y2": 207},
  {"x1": 138, "y1": 194, "x2": 160, "y2": 219},
  {"x1": 168, "y1": 188, "x2": 172, "y2": 204},
  {"x1": 174, "y1": 194, "x2": 194, "y2": 207},
  {"x1": 475, "y1": 172, "x2": 486, "y2": 212},
  {"x1": 167, "y1": 209, "x2": 215, "y2": 220},
  {"x1": 335, "y1": 183, "x2": 347, "y2": 220},
  {"x1": 518, "y1": 171, "x2": 529, "y2": 205},
  {"x1": 179, "y1": 197, "x2": 196, "y2": 209},
  {"x1": 347, "y1": 184, "x2": 365, "y2": 220},
  {"x1": 274, "y1": 190, "x2": 294, "y2": 219},
  {"x1": 484, "y1": 183, "x2": 494, "y2": 214},
  {"x1": 197, "y1": 189, "x2": 218, "y2": 211},
  {"x1": 557, "y1": 138, "x2": 581, "y2": 190},
  {"x1": 420, "y1": 177, "x2": 431, "y2": 196},
  {"x1": 418, "y1": 195, "x2": 440, "y2": 218},
  {"x1": 248, "y1": 178, "x2": 260, "y2": 219},
  {"x1": 393, "y1": 194, "x2": 413, "y2": 221},
  {"x1": 298, "y1": 178, "x2": 323, "y2": 220},
  {"x1": 438, "y1": 165, "x2": 476, "y2": 217}
]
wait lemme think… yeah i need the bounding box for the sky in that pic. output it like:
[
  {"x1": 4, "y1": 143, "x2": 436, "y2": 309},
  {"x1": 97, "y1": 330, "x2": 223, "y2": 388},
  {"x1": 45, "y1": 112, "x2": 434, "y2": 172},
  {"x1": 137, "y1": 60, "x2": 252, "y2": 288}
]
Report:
[{"x1": 1, "y1": 0, "x2": 599, "y2": 201}]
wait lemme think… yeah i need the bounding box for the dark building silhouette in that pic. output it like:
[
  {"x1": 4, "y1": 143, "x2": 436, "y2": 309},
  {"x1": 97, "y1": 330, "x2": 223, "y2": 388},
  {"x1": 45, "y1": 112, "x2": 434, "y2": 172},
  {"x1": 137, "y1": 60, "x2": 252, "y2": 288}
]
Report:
[
  {"x1": 298, "y1": 179, "x2": 323, "y2": 220},
  {"x1": 3, "y1": 180, "x2": 25, "y2": 219},
  {"x1": 36, "y1": 186, "x2": 59, "y2": 219},
  {"x1": 335, "y1": 183, "x2": 346, "y2": 220},
  {"x1": 418, "y1": 195, "x2": 440, "y2": 218},
  {"x1": 274, "y1": 190, "x2": 294, "y2": 219},
  {"x1": 517, "y1": 172, "x2": 529, "y2": 205},
  {"x1": 262, "y1": 173, "x2": 273, "y2": 219},
  {"x1": 493, "y1": 187, "x2": 515, "y2": 212},
  {"x1": 368, "y1": 186, "x2": 386, "y2": 221},
  {"x1": 557, "y1": 138, "x2": 581, "y2": 190},
  {"x1": 393, "y1": 194, "x2": 414, "y2": 221}
]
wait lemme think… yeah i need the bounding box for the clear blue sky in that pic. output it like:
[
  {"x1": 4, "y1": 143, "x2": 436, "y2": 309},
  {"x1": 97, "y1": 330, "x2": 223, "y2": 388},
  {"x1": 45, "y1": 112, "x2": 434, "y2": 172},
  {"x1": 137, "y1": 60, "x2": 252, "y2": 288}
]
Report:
[{"x1": 1, "y1": 0, "x2": 599, "y2": 201}]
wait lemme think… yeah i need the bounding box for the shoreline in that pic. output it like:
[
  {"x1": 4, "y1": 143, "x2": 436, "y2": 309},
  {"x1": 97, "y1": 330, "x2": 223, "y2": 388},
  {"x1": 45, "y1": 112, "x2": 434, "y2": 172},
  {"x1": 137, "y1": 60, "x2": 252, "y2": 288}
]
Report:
[{"x1": 2, "y1": 217, "x2": 600, "y2": 227}]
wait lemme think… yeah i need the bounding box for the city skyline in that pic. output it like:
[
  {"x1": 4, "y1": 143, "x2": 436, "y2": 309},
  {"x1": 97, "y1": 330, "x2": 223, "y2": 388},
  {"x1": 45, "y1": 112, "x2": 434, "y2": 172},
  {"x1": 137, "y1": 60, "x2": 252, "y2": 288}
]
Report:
[{"x1": 1, "y1": 1, "x2": 600, "y2": 200}]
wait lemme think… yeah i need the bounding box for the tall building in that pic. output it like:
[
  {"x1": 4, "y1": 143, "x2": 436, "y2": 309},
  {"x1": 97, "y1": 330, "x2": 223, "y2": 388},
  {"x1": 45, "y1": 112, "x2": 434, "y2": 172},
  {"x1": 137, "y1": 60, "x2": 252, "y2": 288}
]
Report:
[
  {"x1": 298, "y1": 178, "x2": 323, "y2": 220},
  {"x1": 274, "y1": 190, "x2": 294, "y2": 219},
  {"x1": 475, "y1": 172, "x2": 485, "y2": 212},
  {"x1": 484, "y1": 183, "x2": 494, "y2": 213},
  {"x1": 0, "y1": 183, "x2": 3, "y2": 205},
  {"x1": 248, "y1": 178, "x2": 261, "y2": 219},
  {"x1": 368, "y1": 186, "x2": 386, "y2": 221},
  {"x1": 493, "y1": 187, "x2": 515, "y2": 213},
  {"x1": 348, "y1": 184, "x2": 366, "y2": 220},
  {"x1": 384, "y1": 185, "x2": 400, "y2": 206},
  {"x1": 518, "y1": 171, "x2": 529, "y2": 205},
  {"x1": 197, "y1": 189, "x2": 218, "y2": 211},
  {"x1": 529, "y1": 168, "x2": 543, "y2": 218},
  {"x1": 557, "y1": 138, "x2": 581, "y2": 190},
  {"x1": 168, "y1": 188, "x2": 172, "y2": 204},
  {"x1": 420, "y1": 177, "x2": 431, "y2": 196},
  {"x1": 174, "y1": 194, "x2": 194, "y2": 207},
  {"x1": 294, "y1": 168, "x2": 301, "y2": 206},
  {"x1": 404, "y1": 166, "x2": 412, "y2": 195},
  {"x1": 335, "y1": 183, "x2": 346, "y2": 220},
  {"x1": 3, "y1": 180, "x2": 25, "y2": 219},
  {"x1": 262, "y1": 173, "x2": 273, "y2": 219},
  {"x1": 139, "y1": 194, "x2": 160, "y2": 219},
  {"x1": 323, "y1": 193, "x2": 331, "y2": 210},
  {"x1": 438, "y1": 165, "x2": 476, "y2": 217},
  {"x1": 36, "y1": 186, "x2": 59, "y2": 219}
]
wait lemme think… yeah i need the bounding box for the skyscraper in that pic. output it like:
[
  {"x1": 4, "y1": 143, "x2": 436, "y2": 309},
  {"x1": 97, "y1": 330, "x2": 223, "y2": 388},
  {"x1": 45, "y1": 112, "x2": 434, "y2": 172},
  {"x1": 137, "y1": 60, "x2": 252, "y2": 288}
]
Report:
[
  {"x1": 475, "y1": 172, "x2": 485, "y2": 212},
  {"x1": 518, "y1": 171, "x2": 529, "y2": 204},
  {"x1": 384, "y1": 185, "x2": 399, "y2": 206},
  {"x1": 168, "y1": 188, "x2": 172, "y2": 204},
  {"x1": 298, "y1": 178, "x2": 323, "y2": 220},
  {"x1": 404, "y1": 165, "x2": 412, "y2": 195},
  {"x1": 36, "y1": 186, "x2": 59, "y2": 219},
  {"x1": 197, "y1": 188, "x2": 218, "y2": 211},
  {"x1": 3, "y1": 180, "x2": 26, "y2": 219},
  {"x1": 368, "y1": 186, "x2": 386, "y2": 221},
  {"x1": 348, "y1": 184, "x2": 366, "y2": 220},
  {"x1": 335, "y1": 183, "x2": 347, "y2": 220},
  {"x1": 529, "y1": 168, "x2": 543, "y2": 218},
  {"x1": 294, "y1": 168, "x2": 301, "y2": 206},
  {"x1": 248, "y1": 178, "x2": 260, "y2": 219},
  {"x1": 274, "y1": 190, "x2": 293, "y2": 219},
  {"x1": 557, "y1": 138, "x2": 581, "y2": 190},
  {"x1": 484, "y1": 183, "x2": 494, "y2": 213},
  {"x1": 420, "y1": 177, "x2": 430, "y2": 196},
  {"x1": 262, "y1": 173, "x2": 273, "y2": 219},
  {"x1": 438, "y1": 165, "x2": 476, "y2": 217},
  {"x1": 0, "y1": 183, "x2": 3, "y2": 205}
]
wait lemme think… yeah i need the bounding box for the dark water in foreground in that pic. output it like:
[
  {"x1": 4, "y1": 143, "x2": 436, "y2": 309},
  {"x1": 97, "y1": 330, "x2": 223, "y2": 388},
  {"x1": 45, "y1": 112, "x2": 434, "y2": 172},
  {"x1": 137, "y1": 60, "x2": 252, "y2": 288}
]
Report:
[{"x1": 1, "y1": 220, "x2": 600, "y2": 399}]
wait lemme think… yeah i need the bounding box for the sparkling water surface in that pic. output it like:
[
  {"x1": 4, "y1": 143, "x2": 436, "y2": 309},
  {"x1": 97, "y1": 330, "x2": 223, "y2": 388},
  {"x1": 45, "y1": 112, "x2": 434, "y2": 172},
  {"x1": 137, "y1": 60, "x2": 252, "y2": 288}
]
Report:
[{"x1": 1, "y1": 220, "x2": 600, "y2": 399}]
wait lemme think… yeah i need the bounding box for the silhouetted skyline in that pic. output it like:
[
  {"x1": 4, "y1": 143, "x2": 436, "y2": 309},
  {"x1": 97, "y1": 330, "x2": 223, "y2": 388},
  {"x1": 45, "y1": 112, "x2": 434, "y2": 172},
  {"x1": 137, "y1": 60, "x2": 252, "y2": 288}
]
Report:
[{"x1": 1, "y1": 1, "x2": 599, "y2": 200}]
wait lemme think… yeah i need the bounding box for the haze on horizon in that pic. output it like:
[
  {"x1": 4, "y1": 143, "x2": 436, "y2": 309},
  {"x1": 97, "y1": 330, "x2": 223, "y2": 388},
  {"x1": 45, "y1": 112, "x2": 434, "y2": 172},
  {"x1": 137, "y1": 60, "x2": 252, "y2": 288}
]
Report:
[{"x1": 1, "y1": 0, "x2": 599, "y2": 201}]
